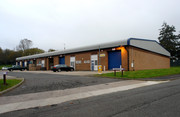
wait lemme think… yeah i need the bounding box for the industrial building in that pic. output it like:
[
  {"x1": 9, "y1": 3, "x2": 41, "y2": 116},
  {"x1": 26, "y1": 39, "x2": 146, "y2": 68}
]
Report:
[{"x1": 16, "y1": 38, "x2": 170, "y2": 71}]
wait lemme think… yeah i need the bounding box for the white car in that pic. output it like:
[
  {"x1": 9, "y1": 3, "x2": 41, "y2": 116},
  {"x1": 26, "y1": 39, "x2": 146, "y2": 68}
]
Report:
[{"x1": 1, "y1": 67, "x2": 9, "y2": 71}]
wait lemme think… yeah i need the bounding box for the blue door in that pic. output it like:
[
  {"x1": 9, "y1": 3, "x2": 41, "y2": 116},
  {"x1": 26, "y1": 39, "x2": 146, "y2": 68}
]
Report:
[
  {"x1": 22, "y1": 61, "x2": 24, "y2": 67},
  {"x1": 108, "y1": 51, "x2": 121, "y2": 70},
  {"x1": 59, "y1": 57, "x2": 65, "y2": 64}
]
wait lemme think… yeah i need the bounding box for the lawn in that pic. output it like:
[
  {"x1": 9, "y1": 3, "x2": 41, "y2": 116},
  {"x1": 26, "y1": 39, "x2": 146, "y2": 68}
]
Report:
[
  {"x1": 0, "y1": 79, "x2": 22, "y2": 92},
  {"x1": 0, "y1": 65, "x2": 12, "y2": 70},
  {"x1": 96, "y1": 67, "x2": 180, "y2": 79}
]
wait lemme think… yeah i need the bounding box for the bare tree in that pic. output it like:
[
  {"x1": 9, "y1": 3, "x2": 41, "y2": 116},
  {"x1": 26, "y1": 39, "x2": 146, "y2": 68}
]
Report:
[{"x1": 17, "y1": 39, "x2": 33, "y2": 52}]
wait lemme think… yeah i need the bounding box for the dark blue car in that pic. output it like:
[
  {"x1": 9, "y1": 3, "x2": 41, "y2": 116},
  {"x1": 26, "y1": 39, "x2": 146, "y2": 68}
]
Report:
[{"x1": 51, "y1": 64, "x2": 74, "y2": 72}]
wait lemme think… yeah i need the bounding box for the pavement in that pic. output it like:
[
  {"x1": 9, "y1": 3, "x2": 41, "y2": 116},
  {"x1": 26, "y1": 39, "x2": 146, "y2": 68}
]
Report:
[{"x1": 0, "y1": 79, "x2": 166, "y2": 114}]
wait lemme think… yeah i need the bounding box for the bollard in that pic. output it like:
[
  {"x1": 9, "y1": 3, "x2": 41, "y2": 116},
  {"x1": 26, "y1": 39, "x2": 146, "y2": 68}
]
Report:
[
  {"x1": 121, "y1": 70, "x2": 123, "y2": 77},
  {"x1": 114, "y1": 70, "x2": 116, "y2": 76},
  {"x1": 3, "y1": 73, "x2": 7, "y2": 85}
]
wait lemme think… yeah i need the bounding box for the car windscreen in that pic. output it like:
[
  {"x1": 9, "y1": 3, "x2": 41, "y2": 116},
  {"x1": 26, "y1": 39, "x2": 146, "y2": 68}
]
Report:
[{"x1": 54, "y1": 65, "x2": 60, "y2": 67}]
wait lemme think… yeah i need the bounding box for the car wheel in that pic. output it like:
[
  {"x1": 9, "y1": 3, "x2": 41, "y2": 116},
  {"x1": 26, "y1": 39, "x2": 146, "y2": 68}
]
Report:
[
  {"x1": 58, "y1": 69, "x2": 61, "y2": 72},
  {"x1": 71, "y1": 68, "x2": 74, "y2": 71}
]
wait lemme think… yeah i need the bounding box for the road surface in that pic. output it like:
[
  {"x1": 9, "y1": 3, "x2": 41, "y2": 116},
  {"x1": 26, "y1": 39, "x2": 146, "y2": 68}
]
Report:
[{"x1": 1, "y1": 72, "x2": 180, "y2": 117}]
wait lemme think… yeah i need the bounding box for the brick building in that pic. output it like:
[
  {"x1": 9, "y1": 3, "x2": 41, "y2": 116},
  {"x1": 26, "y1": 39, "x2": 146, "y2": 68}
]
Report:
[{"x1": 16, "y1": 38, "x2": 170, "y2": 71}]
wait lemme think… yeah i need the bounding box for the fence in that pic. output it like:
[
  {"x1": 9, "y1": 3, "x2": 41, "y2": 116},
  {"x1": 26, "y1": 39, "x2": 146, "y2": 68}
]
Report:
[{"x1": 171, "y1": 60, "x2": 180, "y2": 67}]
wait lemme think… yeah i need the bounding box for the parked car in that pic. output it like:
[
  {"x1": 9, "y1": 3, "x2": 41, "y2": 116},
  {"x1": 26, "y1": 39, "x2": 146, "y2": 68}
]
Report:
[
  {"x1": 51, "y1": 64, "x2": 74, "y2": 72},
  {"x1": 1, "y1": 67, "x2": 9, "y2": 71},
  {"x1": 8, "y1": 65, "x2": 28, "y2": 71}
]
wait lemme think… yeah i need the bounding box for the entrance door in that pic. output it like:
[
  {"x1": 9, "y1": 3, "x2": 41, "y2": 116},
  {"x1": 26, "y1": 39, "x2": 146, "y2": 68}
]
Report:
[
  {"x1": 108, "y1": 51, "x2": 121, "y2": 70},
  {"x1": 49, "y1": 58, "x2": 54, "y2": 69},
  {"x1": 33, "y1": 60, "x2": 36, "y2": 67},
  {"x1": 70, "y1": 57, "x2": 75, "y2": 69},
  {"x1": 59, "y1": 57, "x2": 65, "y2": 64},
  {"x1": 91, "y1": 55, "x2": 98, "y2": 71},
  {"x1": 24, "y1": 61, "x2": 27, "y2": 67},
  {"x1": 91, "y1": 61, "x2": 95, "y2": 71},
  {"x1": 22, "y1": 61, "x2": 24, "y2": 67}
]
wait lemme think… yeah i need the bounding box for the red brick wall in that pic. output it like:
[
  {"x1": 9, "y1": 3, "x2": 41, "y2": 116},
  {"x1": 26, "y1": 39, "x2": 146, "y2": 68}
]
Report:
[
  {"x1": 128, "y1": 46, "x2": 170, "y2": 71},
  {"x1": 64, "y1": 50, "x2": 109, "y2": 71},
  {"x1": 53, "y1": 56, "x2": 59, "y2": 65},
  {"x1": 21, "y1": 46, "x2": 170, "y2": 71}
]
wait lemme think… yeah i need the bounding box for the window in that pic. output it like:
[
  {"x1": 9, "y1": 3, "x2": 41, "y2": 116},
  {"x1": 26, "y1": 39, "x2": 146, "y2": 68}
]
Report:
[{"x1": 95, "y1": 60, "x2": 98, "y2": 65}]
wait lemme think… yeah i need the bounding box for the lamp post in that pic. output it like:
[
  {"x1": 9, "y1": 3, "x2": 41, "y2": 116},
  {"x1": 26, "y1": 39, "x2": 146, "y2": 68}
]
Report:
[{"x1": 99, "y1": 45, "x2": 101, "y2": 65}]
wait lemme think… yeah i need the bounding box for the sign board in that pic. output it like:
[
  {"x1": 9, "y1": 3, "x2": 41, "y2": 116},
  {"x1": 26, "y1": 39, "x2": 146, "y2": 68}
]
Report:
[
  {"x1": 84, "y1": 60, "x2": 90, "y2": 63},
  {"x1": 113, "y1": 68, "x2": 124, "y2": 71},
  {"x1": 131, "y1": 63, "x2": 134, "y2": 67},
  {"x1": 76, "y1": 60, "x2": 81, "y2": 64},
  {"x1": 100, "y1": 54, "x2": 105, "y2": 57}
]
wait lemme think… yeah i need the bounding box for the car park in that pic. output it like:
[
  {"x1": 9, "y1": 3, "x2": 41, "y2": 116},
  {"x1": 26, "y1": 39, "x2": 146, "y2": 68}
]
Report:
[
  {"x1": 51, "y1": 64, "x2": 74, "y2": 72},
  {"x1": 8, "y1": 65, "x2": 28, "y2": 71}
]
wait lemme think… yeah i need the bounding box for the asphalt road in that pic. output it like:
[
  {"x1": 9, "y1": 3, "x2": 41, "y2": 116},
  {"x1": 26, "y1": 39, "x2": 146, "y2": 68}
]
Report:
[
  {"x1": 3, "y1": 72, "x2": 119, "y2": 96},
  {"x1": 2, "y1": 75, "x2": 180, "y2": 117}
]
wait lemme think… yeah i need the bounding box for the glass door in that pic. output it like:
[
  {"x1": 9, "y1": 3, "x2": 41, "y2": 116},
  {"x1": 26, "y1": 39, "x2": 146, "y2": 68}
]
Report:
[
  {"x1": 91, "y1": 55, "x2": 98, "y2": 71},
  {"x1": 91, "y1": 60, "x2": 95, "y2": 71},
  {"x1": 70, "y1": 57, "x2": 75, "y2": 69}
]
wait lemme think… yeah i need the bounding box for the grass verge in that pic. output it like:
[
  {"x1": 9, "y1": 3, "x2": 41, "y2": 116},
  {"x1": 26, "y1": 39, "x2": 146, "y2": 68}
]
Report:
[
  {"x1": 0, "y1": 79, "x2": 22, "y2": 92},
  {"x1": 95, "y1": 67, "x2": 180, "y2": 79}
]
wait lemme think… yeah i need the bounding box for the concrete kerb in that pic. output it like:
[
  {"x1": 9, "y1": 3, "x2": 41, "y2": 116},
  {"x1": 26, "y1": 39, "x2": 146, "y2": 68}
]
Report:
[
  {"x1": 94, "y1": 76, "x2": 174, "y2": 81},
  {"x1": 92, "y1": 74, "x2": 180, "y2": 81},
  {"x1": 0, "y1": 78, "x2": 24, "y2": 95}
]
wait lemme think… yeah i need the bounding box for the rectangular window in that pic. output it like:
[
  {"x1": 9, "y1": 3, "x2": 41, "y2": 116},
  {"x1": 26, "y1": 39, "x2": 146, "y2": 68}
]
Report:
[
  {"x1": 39, "y1": 60, "x2": 41, "y2": 64},
  {"x1": 95, "y1": 60, "x2": 98, "y2": 65}
]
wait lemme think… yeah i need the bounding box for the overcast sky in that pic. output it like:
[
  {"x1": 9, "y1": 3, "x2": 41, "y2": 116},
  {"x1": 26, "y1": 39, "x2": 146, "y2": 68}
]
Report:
[{"x1": 0, "y1": 0, "x2": 180, "y2": 51}]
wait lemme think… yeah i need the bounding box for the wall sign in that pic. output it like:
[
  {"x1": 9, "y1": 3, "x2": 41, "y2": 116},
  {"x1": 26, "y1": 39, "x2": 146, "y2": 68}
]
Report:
[
  {"x1": 100, "y1": 54, "x2": 105, "y2": 57},
  {"x1": 84, "y1": 60, "x2": 90, "y2": 63},
  {"x1": 76, "y1": 60, "x2": 81, "y2": 64}
]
